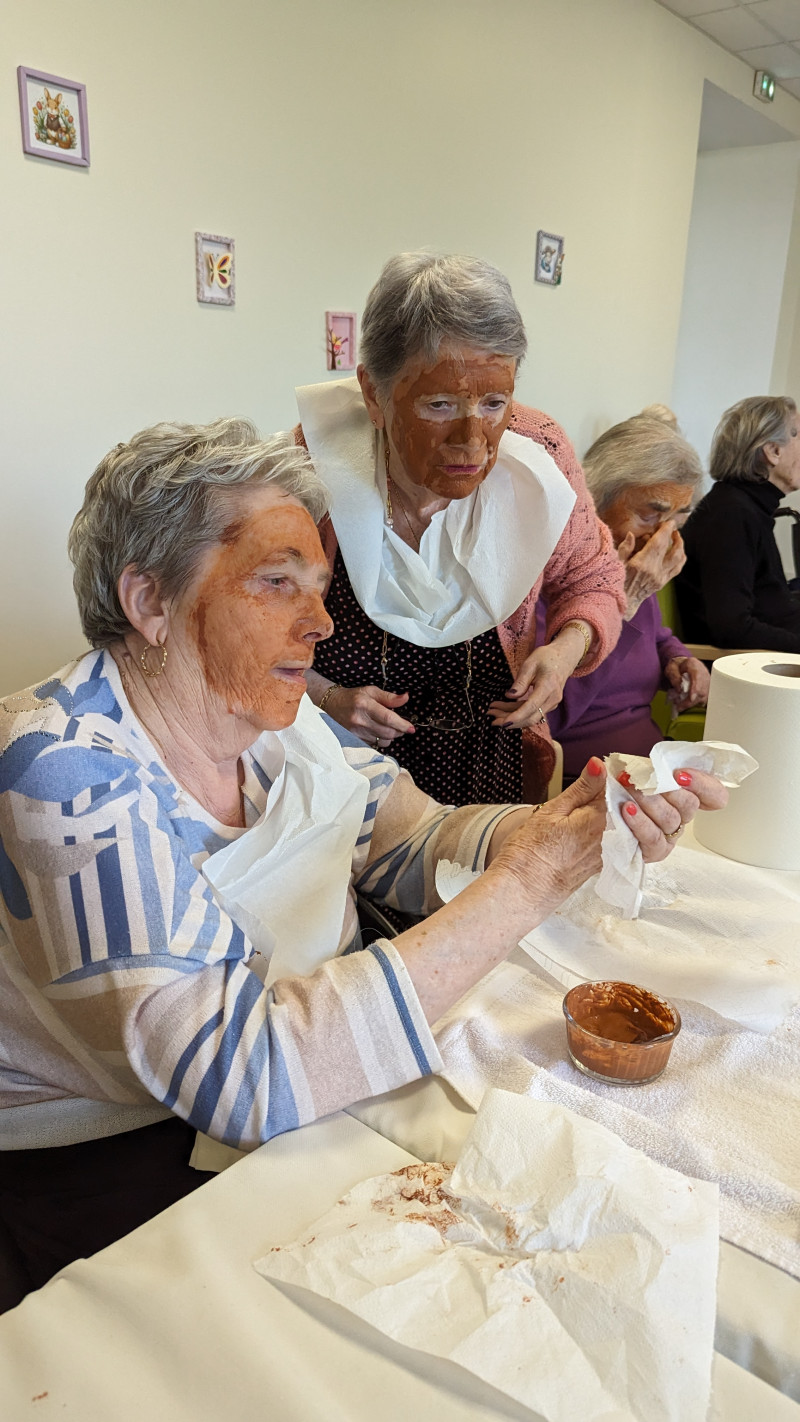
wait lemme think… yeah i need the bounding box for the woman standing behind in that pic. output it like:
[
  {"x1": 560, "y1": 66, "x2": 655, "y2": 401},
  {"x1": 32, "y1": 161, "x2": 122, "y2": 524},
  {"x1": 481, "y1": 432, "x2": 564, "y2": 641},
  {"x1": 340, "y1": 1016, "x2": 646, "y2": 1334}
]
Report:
[
  {"x1": 676, "y1": 396, "x2": 800, "y2": 652},
  {"x1": 299, "y1": 252, "x2": 625, "y2": 806}
]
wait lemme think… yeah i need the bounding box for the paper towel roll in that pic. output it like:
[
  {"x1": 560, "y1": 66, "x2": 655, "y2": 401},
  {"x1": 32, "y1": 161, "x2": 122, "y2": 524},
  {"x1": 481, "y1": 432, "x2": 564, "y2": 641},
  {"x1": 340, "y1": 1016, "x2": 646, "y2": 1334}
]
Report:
[{"x1": 694, "y1": 652, "x2": 800, "y2": 870}]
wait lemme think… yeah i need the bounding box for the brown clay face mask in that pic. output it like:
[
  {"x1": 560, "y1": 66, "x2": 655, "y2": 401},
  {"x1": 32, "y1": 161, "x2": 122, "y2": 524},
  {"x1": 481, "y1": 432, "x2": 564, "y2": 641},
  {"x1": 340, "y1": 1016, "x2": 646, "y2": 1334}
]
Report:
[
  {"x1": 188, "y1": 492, "x2": 332, "y2": 730},
  {"x1": 603, "y1": 481, "x2": 694, "y2": 552},
  {"x1": 385, "y1": 349, "x2": 516, "y2": 500}
]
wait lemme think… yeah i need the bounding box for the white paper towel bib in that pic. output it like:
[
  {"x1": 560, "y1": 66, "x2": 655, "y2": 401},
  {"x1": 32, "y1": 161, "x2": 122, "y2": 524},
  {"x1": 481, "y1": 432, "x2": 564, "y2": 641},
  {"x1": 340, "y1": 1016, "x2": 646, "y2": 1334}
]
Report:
[
  {"x1": 296, "y1": 376, "x2": 576, "y2": 647},
  {"x1": 202, "y1": 696, "x2": 369, "y2": 987}
]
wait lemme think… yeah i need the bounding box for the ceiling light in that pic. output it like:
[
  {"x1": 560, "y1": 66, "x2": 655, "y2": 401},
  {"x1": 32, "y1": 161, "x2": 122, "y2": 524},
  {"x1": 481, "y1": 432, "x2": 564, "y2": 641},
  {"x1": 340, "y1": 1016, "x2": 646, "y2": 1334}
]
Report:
[{"x1": 753, "y1": 70, "x2": 776, "y2": 103}]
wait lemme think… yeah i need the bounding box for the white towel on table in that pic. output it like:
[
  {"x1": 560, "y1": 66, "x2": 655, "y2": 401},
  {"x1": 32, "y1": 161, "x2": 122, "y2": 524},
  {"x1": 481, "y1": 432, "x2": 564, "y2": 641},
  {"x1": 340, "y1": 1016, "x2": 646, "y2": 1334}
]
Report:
[{"x1": 434, "y1": 952, "x2": 800, "y2": 1280}]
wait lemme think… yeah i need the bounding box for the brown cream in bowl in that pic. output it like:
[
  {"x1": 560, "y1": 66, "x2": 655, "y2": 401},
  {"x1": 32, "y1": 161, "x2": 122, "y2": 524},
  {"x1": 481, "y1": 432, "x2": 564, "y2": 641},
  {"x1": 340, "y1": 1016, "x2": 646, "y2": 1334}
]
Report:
[{"x1": 563, "y1": 981, "x2": 681, "y2": 1084}]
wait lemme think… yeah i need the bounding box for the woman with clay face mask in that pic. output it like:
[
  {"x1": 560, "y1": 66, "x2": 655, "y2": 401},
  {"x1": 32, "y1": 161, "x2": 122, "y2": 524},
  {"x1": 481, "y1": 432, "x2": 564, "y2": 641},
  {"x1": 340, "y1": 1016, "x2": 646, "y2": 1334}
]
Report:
[
  {"x1": 676, "y1": 395, "x2": 800, "y2": 652},
  {"x1": 0, "y1": 418, "x2": 726, "y2": 1308},
  {"x1": 299, "y1": 252, "x2": 626, "y2": 805},
  {"x1": 543, "y1": 412, "x2": 711, "y2": 782}
]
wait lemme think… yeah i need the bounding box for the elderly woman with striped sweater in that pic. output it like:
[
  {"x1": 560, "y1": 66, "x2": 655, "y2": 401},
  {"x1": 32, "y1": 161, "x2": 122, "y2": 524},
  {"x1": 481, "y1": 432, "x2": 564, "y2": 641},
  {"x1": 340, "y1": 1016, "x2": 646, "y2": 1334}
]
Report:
[{"x1": 0, "y1": 419, "x2": 725, "y2": 1308}]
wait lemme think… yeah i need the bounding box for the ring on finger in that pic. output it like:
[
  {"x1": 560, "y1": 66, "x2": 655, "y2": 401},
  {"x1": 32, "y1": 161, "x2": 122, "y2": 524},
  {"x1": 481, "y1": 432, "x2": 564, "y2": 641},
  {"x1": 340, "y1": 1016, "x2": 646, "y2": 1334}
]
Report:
[
  {"x1": 665, "y1": 823, "x2": 684, "y2": 841},
  {"x1": 535, "y1": 705, "x2": 546, "y2": 724}
]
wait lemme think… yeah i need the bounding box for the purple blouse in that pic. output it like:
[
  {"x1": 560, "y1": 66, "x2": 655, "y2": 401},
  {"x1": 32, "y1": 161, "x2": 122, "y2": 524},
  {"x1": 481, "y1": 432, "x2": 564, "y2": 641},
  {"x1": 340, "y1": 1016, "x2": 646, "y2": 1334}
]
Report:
[{"x1": 542, "y1": 594, "x2": 688, "y2": 779}]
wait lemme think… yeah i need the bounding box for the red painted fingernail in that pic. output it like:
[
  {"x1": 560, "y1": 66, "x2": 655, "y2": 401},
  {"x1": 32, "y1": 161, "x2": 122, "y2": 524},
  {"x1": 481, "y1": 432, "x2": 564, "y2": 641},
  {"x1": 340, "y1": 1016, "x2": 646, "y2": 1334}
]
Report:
[
  {"x1": 587, "y1": 756, "x2": 604, "y2": 776},
  {"x1": 618, "y1": 771, "x2": 632, "y2": 787},
  {"x1": 675, "y1": 771, "x2": 692, "y2": 787},
  {"x1": 624, "y1": 803, "x2": 638, "y2": 817}
]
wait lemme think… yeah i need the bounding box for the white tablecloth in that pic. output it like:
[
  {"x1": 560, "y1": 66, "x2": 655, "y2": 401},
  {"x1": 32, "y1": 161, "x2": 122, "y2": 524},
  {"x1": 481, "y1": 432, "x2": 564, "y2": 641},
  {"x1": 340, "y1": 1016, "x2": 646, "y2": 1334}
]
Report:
[{"x1": 0, "y1": 1113, "x2": 798, "y2": 1421}]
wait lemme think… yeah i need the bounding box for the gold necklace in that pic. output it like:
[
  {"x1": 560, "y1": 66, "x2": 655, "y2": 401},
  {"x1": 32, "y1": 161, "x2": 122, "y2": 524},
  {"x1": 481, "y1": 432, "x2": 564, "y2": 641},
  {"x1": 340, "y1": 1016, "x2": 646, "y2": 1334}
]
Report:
[
  {"x1": 384, "y1": 440, "x2": 421, "y2": 552},
  {"x1": 387, "y1": 474, "x2": 421, "y2": 552}
]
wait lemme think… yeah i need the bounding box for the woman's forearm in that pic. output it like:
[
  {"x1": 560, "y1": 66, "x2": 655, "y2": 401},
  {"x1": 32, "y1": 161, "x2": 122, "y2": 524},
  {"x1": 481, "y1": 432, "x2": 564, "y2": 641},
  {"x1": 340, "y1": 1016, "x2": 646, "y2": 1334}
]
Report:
[
  {"x1": 549, "y1": 619, "x2": 594, "y2": 673},
  {"x1": 306, "y1": 668, "x2": 336, "y2": 706},
  {"x1": 391, "y1": 864, "x2": 540, "y2": 1024}
]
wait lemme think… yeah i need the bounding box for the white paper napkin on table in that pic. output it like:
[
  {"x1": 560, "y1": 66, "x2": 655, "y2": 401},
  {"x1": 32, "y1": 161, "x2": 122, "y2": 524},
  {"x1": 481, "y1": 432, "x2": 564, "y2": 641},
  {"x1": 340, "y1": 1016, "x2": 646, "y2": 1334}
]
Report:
[
  {"x1": 596, "y1": 741, "x2": 758, "y2": 919},
  {"x1": 256, "y1": 1088, "x2": 719, "y2": 1422},
  {"x1": 523, "y1": 840, "x2": 800, "y2": 1032}
]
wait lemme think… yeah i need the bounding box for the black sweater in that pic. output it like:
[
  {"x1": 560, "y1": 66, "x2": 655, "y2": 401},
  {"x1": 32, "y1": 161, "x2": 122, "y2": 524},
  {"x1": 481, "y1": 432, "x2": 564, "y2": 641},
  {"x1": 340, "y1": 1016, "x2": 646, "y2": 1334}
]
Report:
[{"x1": 676, "y1": 477, "x2": 800, "y2": 652}]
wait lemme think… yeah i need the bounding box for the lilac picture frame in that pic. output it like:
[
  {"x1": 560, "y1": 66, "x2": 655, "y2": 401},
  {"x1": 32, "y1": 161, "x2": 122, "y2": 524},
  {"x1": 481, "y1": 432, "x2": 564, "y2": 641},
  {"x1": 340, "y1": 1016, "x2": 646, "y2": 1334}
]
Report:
[{"x1": 17, "y1": 66, "x2": 90, "y2": 168}]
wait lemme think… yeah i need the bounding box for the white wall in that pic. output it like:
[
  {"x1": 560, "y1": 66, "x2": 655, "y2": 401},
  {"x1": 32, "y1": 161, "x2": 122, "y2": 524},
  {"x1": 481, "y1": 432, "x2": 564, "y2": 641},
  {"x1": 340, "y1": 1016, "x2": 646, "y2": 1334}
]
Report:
[
  {"x1": 773, "y1": 190, "x2": 800, "y2": 575},
  {"x1": 671, "y1": 141, "x2": 800, "y2": 467},
  {"x1": 5, "y1": 0, "x2": 800, "y2": 693}
]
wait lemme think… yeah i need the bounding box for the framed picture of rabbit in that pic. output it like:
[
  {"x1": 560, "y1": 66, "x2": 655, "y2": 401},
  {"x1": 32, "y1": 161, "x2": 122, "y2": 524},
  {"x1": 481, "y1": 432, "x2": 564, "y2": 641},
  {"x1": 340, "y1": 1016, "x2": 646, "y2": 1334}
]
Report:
[
  {"x1": 17, "y1": 67, "x2": 90, "y2": 167},
  {"x1": 195, "y1": 232, "x2": 236, "y2": 306}
]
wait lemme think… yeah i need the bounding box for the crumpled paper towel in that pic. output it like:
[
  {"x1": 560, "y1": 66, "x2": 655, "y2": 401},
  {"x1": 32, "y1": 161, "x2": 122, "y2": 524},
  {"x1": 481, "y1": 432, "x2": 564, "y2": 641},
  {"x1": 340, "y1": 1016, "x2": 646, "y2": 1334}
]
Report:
[
  {"x1": 256, "y1": 1088, "x2": 719, "y2": 1422},
  {"x1": 596, "y1": 741, "x2": 757, "y2": 919}
]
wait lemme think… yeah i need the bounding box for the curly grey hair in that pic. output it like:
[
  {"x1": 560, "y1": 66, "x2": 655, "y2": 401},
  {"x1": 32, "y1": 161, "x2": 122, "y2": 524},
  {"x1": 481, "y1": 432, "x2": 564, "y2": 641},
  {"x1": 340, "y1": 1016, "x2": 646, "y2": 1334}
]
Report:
[
  {"x1": 69, "y1": 417, "x2": 329, "y2": 648},
  {"x1": 710, "y1": 396, "x2": 797, "y2": 483},
  {"x1": 359, "y1": 252, "x2": 528, "y2": 396},
  {"x1": 582, "y1": 414, "x2": 704, "y2": 517}
]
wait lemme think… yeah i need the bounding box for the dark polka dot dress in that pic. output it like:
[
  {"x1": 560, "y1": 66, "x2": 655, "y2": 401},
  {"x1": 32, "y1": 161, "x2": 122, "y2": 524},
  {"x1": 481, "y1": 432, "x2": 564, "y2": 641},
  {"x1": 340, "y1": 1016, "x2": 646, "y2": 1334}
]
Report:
[{"x1": 315, "y1": 551, "x2": 525, "y2": 804}]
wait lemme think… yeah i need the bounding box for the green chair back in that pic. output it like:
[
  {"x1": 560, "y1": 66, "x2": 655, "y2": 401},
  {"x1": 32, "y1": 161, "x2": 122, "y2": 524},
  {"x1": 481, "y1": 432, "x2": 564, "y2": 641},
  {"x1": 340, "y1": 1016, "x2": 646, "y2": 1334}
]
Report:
[{"x1": 652, "y1": 582, "x2": 707, "y2": 742}]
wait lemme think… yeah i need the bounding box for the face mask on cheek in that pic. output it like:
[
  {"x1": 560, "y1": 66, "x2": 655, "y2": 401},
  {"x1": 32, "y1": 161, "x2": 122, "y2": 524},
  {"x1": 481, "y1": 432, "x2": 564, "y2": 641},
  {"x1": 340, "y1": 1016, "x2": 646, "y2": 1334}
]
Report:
[
  {"x1": 185, "y1": 498, "x2": 329, "y2": 727},
  {"x1": 387, "y1": 354, "x2": 515, "y2": 492},
  {"x1": 191, "y1": 589, "x2": 282, "y2": 716}
]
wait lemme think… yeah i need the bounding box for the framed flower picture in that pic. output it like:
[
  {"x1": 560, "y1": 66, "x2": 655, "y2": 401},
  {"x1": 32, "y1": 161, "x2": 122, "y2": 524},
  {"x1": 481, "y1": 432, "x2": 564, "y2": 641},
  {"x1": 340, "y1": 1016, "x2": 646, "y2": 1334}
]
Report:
[
  {"x1": 18, "y1": 66, "x2": 90, "y2": 168},
  {"x1": 195, "y1": 232, "x2": 235, "y2": 306},
  {"x1": 325, "y1": 311, "x2": 356, "y2": 370}
]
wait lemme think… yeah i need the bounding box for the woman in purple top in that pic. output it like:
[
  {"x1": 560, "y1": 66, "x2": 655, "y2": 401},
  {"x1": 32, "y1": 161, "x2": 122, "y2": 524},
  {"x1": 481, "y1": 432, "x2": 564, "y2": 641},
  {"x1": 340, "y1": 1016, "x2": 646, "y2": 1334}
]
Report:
[{"x1": 544, "y1": 411, "x2": 711, "y2": 780}]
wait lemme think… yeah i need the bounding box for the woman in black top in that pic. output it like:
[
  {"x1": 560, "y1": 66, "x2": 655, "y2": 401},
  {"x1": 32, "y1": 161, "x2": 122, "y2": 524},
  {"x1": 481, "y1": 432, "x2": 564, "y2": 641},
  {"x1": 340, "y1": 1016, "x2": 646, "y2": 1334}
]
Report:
[{"x1": 676, "y1": 395, "x2": 800, "y2": 652}]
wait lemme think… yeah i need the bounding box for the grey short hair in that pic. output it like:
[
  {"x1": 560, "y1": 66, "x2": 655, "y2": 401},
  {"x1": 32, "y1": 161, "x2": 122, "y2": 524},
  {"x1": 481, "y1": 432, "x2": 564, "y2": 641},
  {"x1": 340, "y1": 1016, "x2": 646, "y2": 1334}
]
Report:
[
  {"x1": 359, "y1": 251, "x2": 528, "y2": 395},
  {"x1": 69, "y1": 417, "x2": 329, "y2": 648},
  {"x1": 710, "y1": 396, "x2": 797, "y2": 483},
  {"x1": 582, "y1": 415, "x2": 704, "y2": 517}
]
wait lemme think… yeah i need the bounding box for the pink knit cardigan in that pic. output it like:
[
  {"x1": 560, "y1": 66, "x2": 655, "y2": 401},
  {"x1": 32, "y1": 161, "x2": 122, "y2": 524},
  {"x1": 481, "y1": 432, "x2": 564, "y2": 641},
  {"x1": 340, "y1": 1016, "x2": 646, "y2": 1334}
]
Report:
[{"x1": 296, "y1": 403, "x2": 625, "y2": 797}]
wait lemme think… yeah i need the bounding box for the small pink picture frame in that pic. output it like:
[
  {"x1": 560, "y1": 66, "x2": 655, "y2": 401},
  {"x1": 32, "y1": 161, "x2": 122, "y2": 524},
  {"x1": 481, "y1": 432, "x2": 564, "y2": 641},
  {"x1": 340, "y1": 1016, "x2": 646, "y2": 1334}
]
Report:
[{"x1": 325, "y1": 311, "x2": 356, "y2": 371}]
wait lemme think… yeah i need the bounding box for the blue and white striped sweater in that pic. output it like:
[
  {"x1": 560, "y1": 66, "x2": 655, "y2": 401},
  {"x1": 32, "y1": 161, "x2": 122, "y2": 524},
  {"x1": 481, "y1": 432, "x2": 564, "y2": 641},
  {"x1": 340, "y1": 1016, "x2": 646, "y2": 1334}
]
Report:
[{"x1": 0, "y1": 652, "x2": 512, "y2": 1150}]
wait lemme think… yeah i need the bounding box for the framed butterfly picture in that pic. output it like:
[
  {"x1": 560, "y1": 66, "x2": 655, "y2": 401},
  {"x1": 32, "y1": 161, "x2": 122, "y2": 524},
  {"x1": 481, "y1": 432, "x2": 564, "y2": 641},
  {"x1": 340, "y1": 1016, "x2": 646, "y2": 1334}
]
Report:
[{"x1": 195, "y1": 231, "x2": 235, "y2": 306}]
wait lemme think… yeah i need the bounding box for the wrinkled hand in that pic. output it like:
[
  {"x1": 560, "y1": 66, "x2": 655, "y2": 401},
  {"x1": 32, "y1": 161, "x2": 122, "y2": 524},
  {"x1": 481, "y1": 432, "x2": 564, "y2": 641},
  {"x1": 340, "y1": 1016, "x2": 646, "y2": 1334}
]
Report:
[
  {"x1": 488, "y1": 761, "x2": 608, "y2": 918},
  {"x1": 491, "y1": 760, "x2": 730, "y2": 924},
  {"x1": 618, "y1": 521, "x2": 686, "y2": 620},
  {"x1": 323, "y1": 685, "x2": 414, "y2": 747},
  {"x1": 617, "y1": 765, "x2": 728, "y2": 857},
  {"x1": 664, "y1": 655, "x2": 710, "y2": 713},
  {"x1": 487, "y1": 639, "x2": 580, "y2": 730}
]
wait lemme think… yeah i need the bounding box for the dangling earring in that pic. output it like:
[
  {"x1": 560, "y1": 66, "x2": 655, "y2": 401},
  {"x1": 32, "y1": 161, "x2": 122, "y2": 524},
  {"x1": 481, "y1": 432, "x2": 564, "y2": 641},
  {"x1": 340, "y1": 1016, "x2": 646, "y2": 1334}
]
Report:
[
  {"x1": 140, "y1": 640, "x2": 168, "y2": 678},
  {"x1": 383, "y1": 437, "x2": 394, "y2": 529}
]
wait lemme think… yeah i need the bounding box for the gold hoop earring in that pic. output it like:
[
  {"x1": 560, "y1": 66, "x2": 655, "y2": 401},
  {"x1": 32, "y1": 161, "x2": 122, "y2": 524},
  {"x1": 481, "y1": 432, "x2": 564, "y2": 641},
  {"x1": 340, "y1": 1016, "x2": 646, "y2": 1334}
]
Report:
[{"x1": 140, "y1": 641, "x2": 168, "y2": 678}]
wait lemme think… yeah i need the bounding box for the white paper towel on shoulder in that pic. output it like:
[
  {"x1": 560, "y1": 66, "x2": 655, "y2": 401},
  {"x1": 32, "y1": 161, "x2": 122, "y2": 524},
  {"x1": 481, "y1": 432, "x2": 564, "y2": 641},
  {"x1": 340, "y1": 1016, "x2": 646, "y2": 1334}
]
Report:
[{"x1": 693, "y1": 652, "x2": 800, "y2": 870}]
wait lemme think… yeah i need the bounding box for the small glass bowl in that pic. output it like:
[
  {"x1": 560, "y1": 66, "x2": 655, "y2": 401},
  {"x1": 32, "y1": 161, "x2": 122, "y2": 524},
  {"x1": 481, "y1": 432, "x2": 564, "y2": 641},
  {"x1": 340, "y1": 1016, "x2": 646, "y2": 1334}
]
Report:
[{"x1": 562, "y1": 981, "x2": 681, "y2": 1085}]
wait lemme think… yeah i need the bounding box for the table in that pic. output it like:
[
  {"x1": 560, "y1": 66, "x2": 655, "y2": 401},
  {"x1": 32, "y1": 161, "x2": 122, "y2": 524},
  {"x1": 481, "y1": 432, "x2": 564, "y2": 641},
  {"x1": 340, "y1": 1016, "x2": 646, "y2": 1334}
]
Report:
[{"x1": 0, "y1": 1111, "x2": 798, "y2": 1421}]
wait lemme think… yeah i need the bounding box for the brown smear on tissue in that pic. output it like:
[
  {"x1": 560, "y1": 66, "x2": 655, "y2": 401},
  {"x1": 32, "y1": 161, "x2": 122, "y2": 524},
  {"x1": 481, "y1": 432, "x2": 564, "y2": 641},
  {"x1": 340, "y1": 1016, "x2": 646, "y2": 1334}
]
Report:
[
  {"x1": 385, "y1": 349, "x2": 516, "y2": 502},
  {"x1": 188, "y1": 493, "x2": 332, "y2": 731}
]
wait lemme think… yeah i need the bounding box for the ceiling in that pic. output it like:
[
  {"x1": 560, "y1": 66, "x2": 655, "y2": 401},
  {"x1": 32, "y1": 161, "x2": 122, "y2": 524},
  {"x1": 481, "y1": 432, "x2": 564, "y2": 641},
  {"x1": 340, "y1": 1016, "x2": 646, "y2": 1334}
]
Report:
[
  {"x1": 656, "y1": 0, "x2": 800, "y2": 99},
  {"x1": 697, "y1": 76, "x2": 798, "y2": 143}
]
